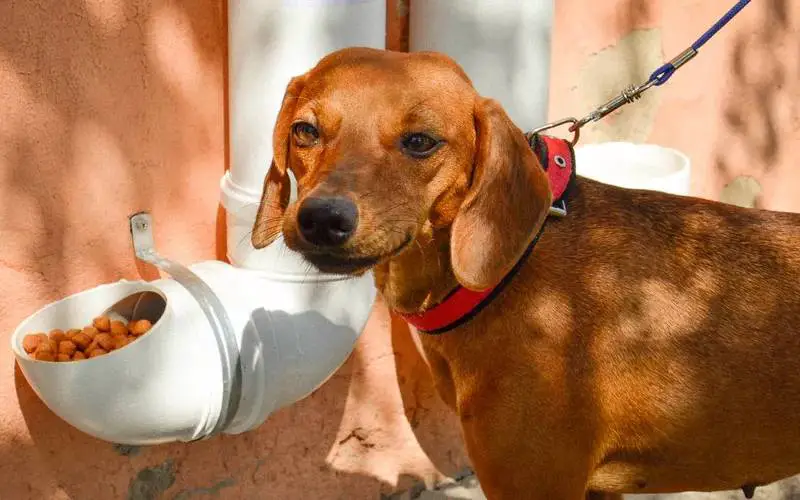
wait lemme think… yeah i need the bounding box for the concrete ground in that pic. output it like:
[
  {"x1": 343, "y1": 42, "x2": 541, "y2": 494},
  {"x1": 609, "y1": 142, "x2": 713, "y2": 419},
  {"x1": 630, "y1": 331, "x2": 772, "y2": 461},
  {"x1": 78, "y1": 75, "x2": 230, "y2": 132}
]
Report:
[{"x1": 390, "y1": 473, "x2": 800, "y2": 500}]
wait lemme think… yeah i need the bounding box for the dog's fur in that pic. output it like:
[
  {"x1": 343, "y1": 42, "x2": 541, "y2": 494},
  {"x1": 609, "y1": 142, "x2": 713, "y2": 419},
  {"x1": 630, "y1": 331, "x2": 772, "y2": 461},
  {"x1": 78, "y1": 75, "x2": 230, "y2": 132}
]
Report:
[{"x1": 252, "y1": 47, "x2": 800, "y2": 499}]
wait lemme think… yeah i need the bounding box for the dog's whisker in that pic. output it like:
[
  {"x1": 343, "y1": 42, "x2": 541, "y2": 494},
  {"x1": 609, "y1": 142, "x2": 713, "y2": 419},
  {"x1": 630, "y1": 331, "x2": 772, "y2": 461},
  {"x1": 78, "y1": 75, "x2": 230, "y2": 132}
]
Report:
[
  {"x1": 413, "y1": 238, "x2": 429, "y2": 274},
  {"x1": 283, "y1": 93, "x2": 313, "y2": 104},
  {"x1": 371, "y1": 200, "x2": 413, "y2": 219},
  {"x1": 236, "y1": 229, "x2": 254, "y2": 250},
  {"x1": 230, "y1": 202, "x2": 262, "y2": 218}
]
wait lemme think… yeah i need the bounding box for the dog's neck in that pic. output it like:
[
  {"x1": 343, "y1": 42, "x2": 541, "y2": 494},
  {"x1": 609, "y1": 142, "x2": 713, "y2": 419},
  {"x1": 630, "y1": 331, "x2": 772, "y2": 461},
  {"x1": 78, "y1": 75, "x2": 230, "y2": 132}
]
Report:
[{"x1": 373, "y1": 221, "x2": 459, "y2": 314}]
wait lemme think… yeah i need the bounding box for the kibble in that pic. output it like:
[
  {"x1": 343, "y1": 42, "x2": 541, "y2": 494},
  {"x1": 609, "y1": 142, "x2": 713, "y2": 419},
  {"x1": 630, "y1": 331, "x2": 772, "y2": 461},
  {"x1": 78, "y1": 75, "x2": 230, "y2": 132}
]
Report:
[
  {"x1": 32, "y1": 339, "x2": 56, "y2": 362},
  {"x1": 22, "y1": 333, "x2": 48, "y2": 354},
  {"x1": 96, "y1": 333, "x2": 114, "y2": 351},
  {"x1": 85, "y1": 339, "x2": 100, "y2": 354},
  {"x1": 71, "y1": 332, "x2": 92, "y2": 351},
  {"x1": 48, "y1": 329, "x2": 67, "y2": 343},
  {"x1": 36, "y1": 340, "x2": 55, "y2": 355},
  {"x1": 88, "y1": 348, "x2": 108, "y2": 358},
  {"x1": 82, "y1": 326, "x2": 99, "y2": 339},
  {"x1": 112, "y1": 336, "x2": 129, "y2": 350},
  {"x1": 130, "y1": 319, "x2": 152, "y2": 336},
  {"x1": 35, "y1": 350, "x2": 56, "y2": 362},
  {"x1": 23, "y1": 314, "x2": 157, "y2": 362},
  {"x1": 58, "y1": 340, "x2": 77, "y2": 356},
  {"x1": 93, "y1": 316, "x2": 111, "y2": 332},
  {"x1": 110, "y1": 320, "x2": 128, "y2": 336},
  {"x1": 45, "y1": 339, "x2": 58, "y2": 354}
]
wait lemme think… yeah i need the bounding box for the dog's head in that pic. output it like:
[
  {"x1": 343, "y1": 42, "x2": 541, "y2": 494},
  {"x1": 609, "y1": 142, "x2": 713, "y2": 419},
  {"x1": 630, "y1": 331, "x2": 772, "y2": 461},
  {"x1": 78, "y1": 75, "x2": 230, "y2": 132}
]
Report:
[{"x1": 252, "y1": 47, "x2": 552, "y2": 290}]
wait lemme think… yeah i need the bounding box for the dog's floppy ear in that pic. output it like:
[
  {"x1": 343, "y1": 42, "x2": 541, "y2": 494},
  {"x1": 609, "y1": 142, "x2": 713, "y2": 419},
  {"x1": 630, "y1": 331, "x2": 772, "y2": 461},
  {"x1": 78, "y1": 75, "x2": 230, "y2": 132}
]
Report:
[
  {"x1": 450, "y1": 97, "x2": 552, "y2": 290},
  {"x1": 252, "y1": 75, "x2": 306, "y2": 249}
]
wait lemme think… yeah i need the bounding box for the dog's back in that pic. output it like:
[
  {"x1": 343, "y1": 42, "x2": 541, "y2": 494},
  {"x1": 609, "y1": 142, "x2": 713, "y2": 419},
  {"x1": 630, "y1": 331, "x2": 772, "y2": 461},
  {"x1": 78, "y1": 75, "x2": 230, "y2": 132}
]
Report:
[{"x1": 445, "y1": 176, "x2": 800, "y2": 493}]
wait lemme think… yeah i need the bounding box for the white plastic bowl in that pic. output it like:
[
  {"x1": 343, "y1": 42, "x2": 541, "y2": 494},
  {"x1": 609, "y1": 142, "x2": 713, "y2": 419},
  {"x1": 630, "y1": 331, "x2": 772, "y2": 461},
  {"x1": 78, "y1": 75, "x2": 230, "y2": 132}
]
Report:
[
  {"x1": 574, "y1": 142, "x2": 691, "y2": 196},
  {"x1": 11, "y1": 260, "x2": 375, "y2": 445}
]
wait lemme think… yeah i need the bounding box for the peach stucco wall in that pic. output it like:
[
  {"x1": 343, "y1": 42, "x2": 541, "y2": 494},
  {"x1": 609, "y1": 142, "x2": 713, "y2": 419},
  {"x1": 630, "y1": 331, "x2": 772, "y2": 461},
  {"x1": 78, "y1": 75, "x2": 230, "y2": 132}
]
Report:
[{"x1": 1, "y1": 0, "x2": 798, "y2": 499}]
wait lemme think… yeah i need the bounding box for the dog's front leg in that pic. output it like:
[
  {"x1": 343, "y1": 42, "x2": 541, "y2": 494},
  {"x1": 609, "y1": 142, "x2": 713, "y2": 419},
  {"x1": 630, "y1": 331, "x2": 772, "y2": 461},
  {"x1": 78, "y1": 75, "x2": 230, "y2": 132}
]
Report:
[{"x1": 459, "y1": 406, "x2": 593, "y2": 500}]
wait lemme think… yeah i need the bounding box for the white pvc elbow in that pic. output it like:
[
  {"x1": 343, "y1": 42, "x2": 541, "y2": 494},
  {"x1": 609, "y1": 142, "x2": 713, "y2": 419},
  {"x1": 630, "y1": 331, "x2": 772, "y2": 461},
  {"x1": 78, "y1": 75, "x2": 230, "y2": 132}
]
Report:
[{"x1": 11, "y1": 258, "x2": 375, "y2": 445}]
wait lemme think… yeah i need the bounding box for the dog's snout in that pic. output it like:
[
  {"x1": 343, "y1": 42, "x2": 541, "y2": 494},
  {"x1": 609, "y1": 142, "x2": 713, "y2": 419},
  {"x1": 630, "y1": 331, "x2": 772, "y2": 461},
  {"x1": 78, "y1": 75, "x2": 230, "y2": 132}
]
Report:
[{"x1": 297, "y1": 196, "x2": 358, "y2": 247}]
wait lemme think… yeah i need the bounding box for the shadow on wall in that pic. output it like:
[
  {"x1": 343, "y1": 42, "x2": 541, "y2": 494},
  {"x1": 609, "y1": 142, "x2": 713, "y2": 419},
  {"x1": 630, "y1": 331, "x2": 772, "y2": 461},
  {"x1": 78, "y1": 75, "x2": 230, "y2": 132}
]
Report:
[
  {"x1": 390, "y1": 313, "x2": 469, "y2": 487},
  {"x1": 0, "y1": 0, "x2": 226, "y2": 304},
  {"x1": 9, "y1": 298, "x2": 465, "y2": 499},
  {"x1": 713, "y1": 0, "x2": 797, "y2": 206},
  {"x1": 12, "y1": 343, "x2": 378, "y2": 499},
  {"x1": 570, "y1": 0, "x2": 663, "y2": 144},
  {"x1": 1, "y1": 0, "x2": 467, "y2": 498},
  {"x1": 1, "y1": 0, "x2": 221, "y2": 496}
]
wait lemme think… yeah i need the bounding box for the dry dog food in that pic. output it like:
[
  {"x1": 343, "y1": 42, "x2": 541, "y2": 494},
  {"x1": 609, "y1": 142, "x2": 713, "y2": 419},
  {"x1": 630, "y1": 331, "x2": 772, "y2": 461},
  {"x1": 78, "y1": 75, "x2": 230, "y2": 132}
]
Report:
[{"x1": 22, "y1": 316, "x2": 153, "y2": 362}]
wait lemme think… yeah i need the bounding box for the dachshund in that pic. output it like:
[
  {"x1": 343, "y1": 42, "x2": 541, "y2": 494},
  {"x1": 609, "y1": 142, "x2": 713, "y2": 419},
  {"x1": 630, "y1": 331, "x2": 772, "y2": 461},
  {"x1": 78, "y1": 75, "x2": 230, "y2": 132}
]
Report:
[{"x1": 252, "y1": 47, "x2": 800, "y2": 500}]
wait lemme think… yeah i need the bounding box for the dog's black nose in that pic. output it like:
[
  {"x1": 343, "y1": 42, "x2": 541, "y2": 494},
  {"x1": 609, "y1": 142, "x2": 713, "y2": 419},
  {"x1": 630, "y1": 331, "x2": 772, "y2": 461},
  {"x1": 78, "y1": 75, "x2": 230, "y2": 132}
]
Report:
[{"x1": 297, "y1": 196, "x2": 358, "y2": 247}]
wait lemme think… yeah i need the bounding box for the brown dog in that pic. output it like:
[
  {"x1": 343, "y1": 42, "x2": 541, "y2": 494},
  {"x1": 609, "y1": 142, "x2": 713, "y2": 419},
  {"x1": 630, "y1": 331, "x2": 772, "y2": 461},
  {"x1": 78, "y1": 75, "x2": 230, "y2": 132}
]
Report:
[{"x1": 251, "y1": 47, "x2": 800, "y2": 499}]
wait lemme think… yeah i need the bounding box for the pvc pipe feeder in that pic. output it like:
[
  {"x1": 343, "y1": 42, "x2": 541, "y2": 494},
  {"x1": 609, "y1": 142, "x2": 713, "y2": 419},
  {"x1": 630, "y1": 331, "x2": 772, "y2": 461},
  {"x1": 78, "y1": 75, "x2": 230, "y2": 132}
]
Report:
[
  {"x1": 11, "y1": 212, "x2": 376, "y2": 445},
  {"x1": 11, "y1": 0, "x2": 386, "y2": 446}
]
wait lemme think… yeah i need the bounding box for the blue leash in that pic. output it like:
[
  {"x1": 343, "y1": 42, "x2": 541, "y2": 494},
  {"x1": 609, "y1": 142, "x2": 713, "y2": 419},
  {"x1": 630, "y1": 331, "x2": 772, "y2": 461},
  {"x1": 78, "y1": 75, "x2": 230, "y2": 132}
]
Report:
[
  {"x1": 529, "y1": 0, "x2": 752, "y2": 145},
  {"x1": 692, "y1": 0, "x2": 751, "y2": 50},
  {"x1": 650, "y1": 0, "x2": 751, "y2": 86}
]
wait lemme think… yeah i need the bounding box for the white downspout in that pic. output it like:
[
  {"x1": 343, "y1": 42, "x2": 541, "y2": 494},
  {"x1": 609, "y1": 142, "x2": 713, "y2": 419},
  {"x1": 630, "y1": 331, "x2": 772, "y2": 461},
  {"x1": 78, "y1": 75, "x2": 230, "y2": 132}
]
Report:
[
  {"x1": 219, "y1": 0, "x2": 387, "y2": 432},
  {"x1": 223, "y1": 0, "x2": 387, "y2": 273},
  {"x1": 410, "y1": 0, "x2": 555, "y2": 132}
]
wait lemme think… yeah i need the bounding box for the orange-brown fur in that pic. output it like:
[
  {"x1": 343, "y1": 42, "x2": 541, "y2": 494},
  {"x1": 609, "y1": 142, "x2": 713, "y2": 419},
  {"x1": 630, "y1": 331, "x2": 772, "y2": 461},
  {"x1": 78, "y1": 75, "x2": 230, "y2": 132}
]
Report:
[{"x1": 252, "y1": 47, "x2": 800, "y2": 500}]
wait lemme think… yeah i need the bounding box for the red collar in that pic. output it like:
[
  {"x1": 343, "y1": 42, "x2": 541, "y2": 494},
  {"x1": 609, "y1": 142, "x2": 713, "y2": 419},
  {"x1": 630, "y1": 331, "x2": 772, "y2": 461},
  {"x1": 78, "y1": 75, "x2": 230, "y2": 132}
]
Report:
[{"x1": 397, "y1": 134, "x2": 576, "y2": 335}]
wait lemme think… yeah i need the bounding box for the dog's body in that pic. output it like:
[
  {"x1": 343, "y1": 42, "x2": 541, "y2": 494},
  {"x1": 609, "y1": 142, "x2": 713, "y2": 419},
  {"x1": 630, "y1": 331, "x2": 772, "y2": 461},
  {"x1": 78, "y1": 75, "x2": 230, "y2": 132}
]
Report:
[
  {"x1": 252, "y1": 47, "x2": 800, "y2": 499},
  {"x1": 411, "y1": 177, "x2": 800, "y2": 498}
]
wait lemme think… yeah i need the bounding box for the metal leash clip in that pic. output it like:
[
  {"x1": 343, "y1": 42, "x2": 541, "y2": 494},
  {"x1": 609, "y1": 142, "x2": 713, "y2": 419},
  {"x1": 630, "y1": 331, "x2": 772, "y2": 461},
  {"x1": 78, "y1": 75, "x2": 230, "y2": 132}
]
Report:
[
  {"x1": 564, "y1": 45, "x2": 699, "y2": 139},
  {"x1": 525, "y1": 0, "x2": 752, "y2": 146},
  {"x1": 573, "y1": 80, "x2": 655, "y2": 131},
  {"x1": 526, "y1": 117, "x2": 582, "y2": 146},
  {"x1": 528, "y1": 77, "x2": 658, "y2": 147}
]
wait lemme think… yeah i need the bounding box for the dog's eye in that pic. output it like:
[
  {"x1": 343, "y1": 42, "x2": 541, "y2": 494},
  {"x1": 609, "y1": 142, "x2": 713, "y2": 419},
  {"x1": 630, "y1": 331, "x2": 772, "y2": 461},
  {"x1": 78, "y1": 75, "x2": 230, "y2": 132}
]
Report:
[
  {"x1": 292, "y1": 122, "x2": 319, "y2": 147},
  {"x1": 401, "y1": 133, "x2": 441, "y2": 158}
]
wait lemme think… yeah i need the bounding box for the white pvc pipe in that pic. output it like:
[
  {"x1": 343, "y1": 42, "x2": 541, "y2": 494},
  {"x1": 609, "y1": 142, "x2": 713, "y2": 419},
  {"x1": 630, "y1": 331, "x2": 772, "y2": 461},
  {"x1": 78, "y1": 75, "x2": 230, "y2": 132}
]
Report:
[
  {"x1": 217, "y1": 0, "x2": 386, "y2": 434},
  {"x1": 410, "y1": 0, "x2": 555, "y2": 132},
  {"x1": 575, "y1": 142, "x2": 692, "y2": 196}
]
